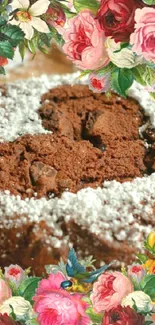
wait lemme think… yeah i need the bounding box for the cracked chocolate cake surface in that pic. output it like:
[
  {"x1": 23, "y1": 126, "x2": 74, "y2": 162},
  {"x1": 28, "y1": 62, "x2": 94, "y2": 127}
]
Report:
[
  {"x1": 0, "y1": 73, "x2": 155, "y2": 275},
  {"x1": 0, "y1": 85, "x2": 149, "y2": 198}
]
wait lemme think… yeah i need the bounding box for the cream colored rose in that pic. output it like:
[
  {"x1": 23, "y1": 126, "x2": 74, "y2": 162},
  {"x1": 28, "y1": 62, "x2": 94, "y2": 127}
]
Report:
[
  {"x1": 0, "y1": 296, "x2": 33, "y2": 317},
  {"x1": 122, "y1": 291, "x2": 152, "y2": 313},
  {"x1": 106, "y1": 38, "x2": 144, "y2": 69}
]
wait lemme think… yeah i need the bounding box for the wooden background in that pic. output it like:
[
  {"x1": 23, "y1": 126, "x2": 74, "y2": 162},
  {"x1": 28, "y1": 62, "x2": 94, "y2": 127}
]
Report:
[{"x1": 0, "y1": 45, "x2": 75, "y2": 83}]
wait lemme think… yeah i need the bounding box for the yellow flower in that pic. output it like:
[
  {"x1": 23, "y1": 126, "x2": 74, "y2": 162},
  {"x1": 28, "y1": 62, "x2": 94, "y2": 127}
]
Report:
[{"x1": 147, "y1": 231, "x2": 155, "y2": 248}]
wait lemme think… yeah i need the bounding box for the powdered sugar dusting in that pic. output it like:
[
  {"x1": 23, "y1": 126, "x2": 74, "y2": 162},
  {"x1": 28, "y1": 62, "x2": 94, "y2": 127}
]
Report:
[
  {"x1": 0, "y1": 73, "x2": 86, "y2": 142},
  {"x1": 0, "y1": 73, "x2": 155, "y2": 249}
]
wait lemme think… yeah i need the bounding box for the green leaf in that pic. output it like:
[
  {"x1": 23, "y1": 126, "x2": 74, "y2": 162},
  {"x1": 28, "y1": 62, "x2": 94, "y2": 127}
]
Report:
[
  {"x1": 136, "y1": 253, "x2": 149, "y2": 264},
  {"x1": 49, "y1": 25, "x2": 64, "y2": 46},
  {"x1": 86, "y1": 307, "x2": 103, "y2": 324},
  {"x1": 1, "y1": 24, "x2": 25, "y2": 47},
  {"x1": 0, "y1": 16, "x2": 7, "y2": 27},
  {"x1": 78, "y1": 69, "x2": 92, "y2": 79},
  {"x1": 18, "y1": 277, "x2": 41, "y2": 305},
  {"x1": 0, "y1": 41, "x2": 14, "y2": 59},
  {"x1": 111, "y1": 68, "x2": 134, "y2": 98},
  {"x1": 73, "y1": 0, "x2": 100, "y2": 14},
  {"x1": 60, "y1": 3, "x2": 76, "y2": 18},
  {"x1": 97, "y1": 62, "x2": 115, "y2": 75},
  {"x1": 25, "y1": 318, "x2": 39, "y2": 325},
  {"x1": 18, "y1": 41, "x2": 26, "y2": 61},
  {"x1": 142, "y1": 0, "x2": 155, "y2": 4},
  {"x1": 140, "y1": 274, "x2": 155, "y2": 301},
  {"x1": 114, "y1": 42, "x2": 129, "y2": 53},
  {"x1": 132, "y1": 66, "x2": 147, "y2": 87},
  {"x1": 0, "y1": 66, "x2": 5, "y2": 75}
]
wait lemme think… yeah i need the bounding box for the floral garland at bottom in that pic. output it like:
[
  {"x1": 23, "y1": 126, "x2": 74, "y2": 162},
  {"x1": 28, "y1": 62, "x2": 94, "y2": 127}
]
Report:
[{"x1": 1, "y1": 232, "x2": 155, "y2": 325}]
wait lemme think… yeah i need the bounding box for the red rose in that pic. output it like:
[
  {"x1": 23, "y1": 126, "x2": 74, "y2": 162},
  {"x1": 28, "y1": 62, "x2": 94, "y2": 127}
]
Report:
[
  {"x1": 0, "y1": 314, "x2": 21, "y2": 325},
  {"x1": 102, "y1": 305, "x2": 145, "y2": 325},
  {"x1": 96, "y1": 0, "x2": 145, "y2": 42}
]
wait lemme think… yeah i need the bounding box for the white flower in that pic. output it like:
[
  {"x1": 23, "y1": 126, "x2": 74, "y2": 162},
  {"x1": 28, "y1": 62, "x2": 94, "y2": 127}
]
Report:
[
  {"x1": 0, "y1": 296, "x2": 33, "y2": 318},
  {"x1": 122, "y1": 291, "x2": 152, "y2": 313},
  {"x1": 10, "y1": 0, "x2": 50, "y2": 40},
  {"x1": 106, "y1": 38, "x2": 144, "y2": 69}
]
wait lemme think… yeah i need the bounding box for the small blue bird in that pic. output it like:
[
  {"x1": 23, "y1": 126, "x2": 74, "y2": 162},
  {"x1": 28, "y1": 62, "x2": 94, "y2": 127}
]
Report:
[{"x1": 61, "y1": 248, "x2": 113, "y2": 293}]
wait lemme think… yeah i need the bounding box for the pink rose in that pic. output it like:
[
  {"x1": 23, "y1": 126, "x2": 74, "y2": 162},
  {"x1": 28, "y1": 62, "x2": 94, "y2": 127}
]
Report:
[
  {"x1": 4, "y1": 265, "x2": 25, "y2": 287},
  {"x1": 89, "y1": 72, "x2": 110, "y2": 93},
  {"x1": 130, "y1": 8, "x2": 155, "y2": 62},
  {"x1": 0, "y1": 279, "x2": 12, "y2": 305},
  {"x1": 33, "y1": 272, "x2": 91, "y2": 325},
  {"x1": 91, "y1": 272, "x2": 133, "y2": 313},
  {"x1": 63, "y1": 11, "x2": 109, "y2": 70}
]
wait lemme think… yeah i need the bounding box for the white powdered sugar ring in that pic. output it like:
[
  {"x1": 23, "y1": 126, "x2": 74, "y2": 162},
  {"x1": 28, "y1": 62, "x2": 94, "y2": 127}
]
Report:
[{"x1": 0, "y1": 72, "x2": 155, "y2": 249}]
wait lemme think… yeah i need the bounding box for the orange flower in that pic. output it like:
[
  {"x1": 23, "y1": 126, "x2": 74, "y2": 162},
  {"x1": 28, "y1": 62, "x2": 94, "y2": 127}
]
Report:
[{"x1": 143, "y1": 259, "x2": 155, "y2": 274}]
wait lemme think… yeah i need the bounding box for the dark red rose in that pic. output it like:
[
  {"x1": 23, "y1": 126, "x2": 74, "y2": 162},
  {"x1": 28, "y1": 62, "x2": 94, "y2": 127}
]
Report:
[
  {"x1": 102, "y1": 305, "x2": 145, "y2": 325},
  {"x1": 96, "y1": 0, "x2": 145, "y2": 42},
  {"x1": 0, "y1": 314, "x2": 21, "y2": 325}
]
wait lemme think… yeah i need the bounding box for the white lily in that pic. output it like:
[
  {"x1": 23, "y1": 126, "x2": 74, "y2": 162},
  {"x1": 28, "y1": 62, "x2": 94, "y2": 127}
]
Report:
[{"x1": 10, "y1": 0, "x2": 50, "y2": 40}]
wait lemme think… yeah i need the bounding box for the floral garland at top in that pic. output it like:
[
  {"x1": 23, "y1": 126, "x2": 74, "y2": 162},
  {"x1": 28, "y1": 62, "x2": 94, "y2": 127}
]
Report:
[
  {"x1": 54, "y1": 0, "x2": 155, "y2": 98},
  {"x1": 1, "y1": 232, "x2": 155, "y2": 325},
  {"x1": 1, "y1": 0, "x2": 155, "y2": 98}
]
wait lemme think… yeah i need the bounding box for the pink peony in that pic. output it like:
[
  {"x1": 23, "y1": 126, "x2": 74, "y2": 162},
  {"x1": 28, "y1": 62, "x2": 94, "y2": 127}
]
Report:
[
  {"x1": 130, "y1": 7, "x2": 155, "y2": 62},
  {"x1": 33, "y1": 272, "x2": 91, "y2": 325},
  {"x1": 63, "y1": 11, "x2": 109, "y2": 70},
  {"x1": 0, "y1": 279, "x2": 12, "y2": 305},
  {"x1": 4, "y1": 264, "x2": 25, "y2": 287},
  {"x1": 89, "y1": 72, "x2": 110, "y2": 93},
  {"x1": 91, "y1": 271, "x2": 133, "y2": 313}
]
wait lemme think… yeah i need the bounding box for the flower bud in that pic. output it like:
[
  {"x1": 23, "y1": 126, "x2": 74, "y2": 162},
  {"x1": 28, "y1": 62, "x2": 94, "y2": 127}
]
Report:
[
  {"x1": 89, "y1": 73, "x2": 110, "y2": 93},
  {"x1": 128, "y1": 264, "x2": 146, "y2": 283},
  {"x1": 4, "y1": 264, "x2": 25, "y2": 287},
  {"x1": 46, "y1": 4, "x2": 66, "y2": 27}
]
